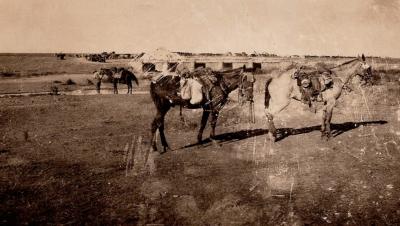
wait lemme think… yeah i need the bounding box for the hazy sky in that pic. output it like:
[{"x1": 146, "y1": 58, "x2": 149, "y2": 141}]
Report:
[{"x1": 1, "y1": 0, "x2": 399, "y2": 57}]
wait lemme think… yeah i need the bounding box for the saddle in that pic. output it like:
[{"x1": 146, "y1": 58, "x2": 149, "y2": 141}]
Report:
[{"x1": 293, "y1": 66, "x2": 333, "y2": 106}]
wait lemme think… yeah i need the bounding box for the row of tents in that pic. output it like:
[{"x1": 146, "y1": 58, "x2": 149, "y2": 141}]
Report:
[{"x1": 55, "y1": 48, "x2": 278, "y2": 62}]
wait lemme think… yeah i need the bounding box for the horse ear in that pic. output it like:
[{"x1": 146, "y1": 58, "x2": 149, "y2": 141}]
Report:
[{"x1": 362, "y1": 54, "x2": 366, "y2": 61}]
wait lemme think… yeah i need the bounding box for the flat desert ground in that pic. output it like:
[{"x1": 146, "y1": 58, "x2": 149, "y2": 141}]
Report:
[{"x1": 1, "y1": 55, "x2": 400, "y2": 225}]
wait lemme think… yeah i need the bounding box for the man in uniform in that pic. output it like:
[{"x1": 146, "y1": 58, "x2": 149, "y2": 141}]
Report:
[{"x1": 93, "y1": 70, "x2": 104, "y2": 94}]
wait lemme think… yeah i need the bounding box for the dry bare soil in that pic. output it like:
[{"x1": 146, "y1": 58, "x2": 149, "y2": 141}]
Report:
[{"x1": 1, "y1": 55, "x2": 400, "y2": 225}]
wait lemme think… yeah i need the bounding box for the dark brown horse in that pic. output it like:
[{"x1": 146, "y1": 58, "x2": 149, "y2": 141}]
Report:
[
  {"x1": 150, "y1": 67, "x2": 252, "y2": 153},
  {"x1": 118, "y1": 68, "x2": 139, "y2": 94}
]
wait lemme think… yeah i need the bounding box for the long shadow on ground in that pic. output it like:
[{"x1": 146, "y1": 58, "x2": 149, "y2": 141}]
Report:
[{"x1": 182, "y1": 120, "x2": 387, "y2": 149}]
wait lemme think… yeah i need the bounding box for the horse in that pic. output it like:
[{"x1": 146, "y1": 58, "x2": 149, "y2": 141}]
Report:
[
  {"x1": 264, "y1": 54, "x2": 372, "y2": 141},
  {"x1": 118, "y1": 68, "x2": 139, "y2": 94},
  {"x1": 149, "y1": 67, "x2": 252, "y2": 153}
]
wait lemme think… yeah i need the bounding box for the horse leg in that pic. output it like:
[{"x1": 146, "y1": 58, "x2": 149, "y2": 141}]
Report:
[
  {"x1": 209, "y1": 111, "x2": 221, "y2": 147},
  {"x1": 265, "y1": 100, "x2": 290, "y2": 142},
  {"x1": 150, "y1": 110, "x2": 168, "y2": 153},
  {"x1": 150, "y1": 114, "x2": 160, "y2": 152},
  {"x1": 265, "y1": 112, "x2": 277, "y2": 142},
  {"x1": 324, "y1": 101, "x2": 335, "y2": 140},
  {"x1": 127, "y1": 83, "x2": 131, "y2": 94},
  {"x1": 321, "y1": 100, "x2": 335, "y2": 140},
  {"x1": 197, "y1": 110, "x2": 210, "y2": 144},
  {"x1": 158, "y1": 121, "x2": 171, "y2": 153},
  {"x1": 321, "y1": 104, "x2": 327, "y2": 138}
]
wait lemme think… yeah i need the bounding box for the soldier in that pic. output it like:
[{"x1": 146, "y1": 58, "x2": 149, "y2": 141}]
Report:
[{"x1": 93, "y1": 70, "x2": 104, "y2": 94}]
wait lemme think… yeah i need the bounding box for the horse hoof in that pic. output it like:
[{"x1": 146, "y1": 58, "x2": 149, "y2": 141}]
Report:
[
  {"x1": 211, "y1": 139, "x2": 221, "y2": 147},
  {"x1": 268, "y1": 133, "x2": 276, "y2": 142},
  {"x1": 160, "y1": 146, "x2": 172, "y2": 154},
  {"x1": 321, "y1": 133, "x2": 330, "y2": 141}
]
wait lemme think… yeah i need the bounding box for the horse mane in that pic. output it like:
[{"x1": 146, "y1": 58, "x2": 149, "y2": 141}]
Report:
[
  {"x1": 215, "y1": 67, "x2": 242, "y2": 74},
  {"x1": 213, "y1": 67, "x2": 243, "y2": 78},
  {"x1": 295, "y1": 64, "x2": 331, "y2": 76},
  {"x1": 330, "y1": 58, "x2": 358, "y2": 69},
  {"x1": 158, "y1": 75, "x2": 180, "y2": 86}
]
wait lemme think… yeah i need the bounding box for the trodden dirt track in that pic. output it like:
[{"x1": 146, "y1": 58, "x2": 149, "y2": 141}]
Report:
[{"x1": 1, "y1": 70, "x2": 400, "y2": 224}]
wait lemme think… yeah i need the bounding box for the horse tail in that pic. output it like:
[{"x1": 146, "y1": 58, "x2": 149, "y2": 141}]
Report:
[
  {"x1": 264, "y1": 78, "x2": 273, "y2": 108},
  {"x1": 133, "y1": 74, "x2": 139, "y2": 86},
  {"x1": 127, "y1": 70, "x2": 139, "y2": 86}
]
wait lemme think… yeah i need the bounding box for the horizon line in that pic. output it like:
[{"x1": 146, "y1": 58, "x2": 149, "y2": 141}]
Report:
[{"x1": 0, "y1": 52, "x2": 398, "y2": 59}]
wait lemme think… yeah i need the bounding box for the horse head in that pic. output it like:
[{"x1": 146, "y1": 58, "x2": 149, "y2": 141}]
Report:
[
  {"x1": 358, "y1": 54, "x2": 373, "y2": 84},
  {"x1": 331, "y1": 54, "x2": 372, "y2": 86}
]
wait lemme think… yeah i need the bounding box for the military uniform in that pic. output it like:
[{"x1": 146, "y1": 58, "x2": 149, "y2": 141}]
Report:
[{"x1": 93, "y1": 71, "x2": 104, "y2": 94}]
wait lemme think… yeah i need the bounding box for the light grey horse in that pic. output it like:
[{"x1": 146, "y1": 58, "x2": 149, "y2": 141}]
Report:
[{"x1": 264, "y1": 54, "x2": 372, "y2": 141}]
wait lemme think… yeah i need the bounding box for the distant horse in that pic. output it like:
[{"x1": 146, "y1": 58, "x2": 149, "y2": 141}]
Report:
[
  {"x1": 264, "y1": 54, "x2": 372, "y2": 141},
  {"x1": 150, "y1": 67, "x2": 252, "y2": 153},
  {"x1": 93, "y1": 67, "x2": 117, "y2": 94},
  {"x1": 118, "y1": 68, "x2": 139, "y2": 94}
]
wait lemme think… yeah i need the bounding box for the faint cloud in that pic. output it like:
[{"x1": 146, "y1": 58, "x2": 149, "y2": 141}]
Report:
[
  {"x1": 137, "y1": 2, "x2": 156, "y2": 10},
  {"x1": 370, "y1": 0, "x2": 400, "y2": 22},
  {"x1": 372, "y1": 0, "x2": 400, "y2": 9}
]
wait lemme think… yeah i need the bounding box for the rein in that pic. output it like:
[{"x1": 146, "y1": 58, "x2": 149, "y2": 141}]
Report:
[{"x1": 329, "y1": 58, "x2": 358, "y2": 70}]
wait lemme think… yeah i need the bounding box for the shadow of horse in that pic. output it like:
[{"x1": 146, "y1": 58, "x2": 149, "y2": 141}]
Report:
[{"x1": 182, "y1": 120, "x2": 387, "y2": 149}]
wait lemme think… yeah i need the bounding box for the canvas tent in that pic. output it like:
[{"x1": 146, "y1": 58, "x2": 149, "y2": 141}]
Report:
[
  {"x1": 139, "y1": 48, "x2": 183, "y2": 62},
  {"x1": 129, "y1": 48, "x2": 184, "y2": 73}
]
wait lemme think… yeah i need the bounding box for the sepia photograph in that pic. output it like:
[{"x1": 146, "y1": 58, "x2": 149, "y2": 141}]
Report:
[{"x1": 1, "y1": 0, "x2": 400, "y2": 225}]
